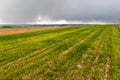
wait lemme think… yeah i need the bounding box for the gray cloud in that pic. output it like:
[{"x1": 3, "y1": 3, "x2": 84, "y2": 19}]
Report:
[{"x1": 0, "y1": 0, "x2": 120, "y2": 24}]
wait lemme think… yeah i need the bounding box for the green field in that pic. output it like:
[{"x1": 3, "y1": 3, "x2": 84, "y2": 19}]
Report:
[{"x1": 0, "y1": 25, "x2": 119, "y2": 80}]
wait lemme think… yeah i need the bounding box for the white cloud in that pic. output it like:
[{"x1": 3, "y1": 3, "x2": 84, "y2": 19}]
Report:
[
  {"x1": 26, "y1": 16, "x2": 108, "y2": 24},
  {"x1": 27, "y1": 16, "x2": 67, "y2": 24}
]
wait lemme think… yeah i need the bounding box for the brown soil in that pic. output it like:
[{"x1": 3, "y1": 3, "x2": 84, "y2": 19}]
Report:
[
  {"x1": 115, "y1": 25, "x2": 120, "y2": 31},
  {"x1": 101, "y1": 58, "x2": 110, "y2": 80},
  {"x1": 0, "y1": 26, "x2": 69, "y2": 35}
]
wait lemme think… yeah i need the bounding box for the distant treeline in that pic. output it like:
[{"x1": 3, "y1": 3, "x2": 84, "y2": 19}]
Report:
[
  {"x1": 1, "y1": 26, "x2": 13, "y2": 28},
  {"x1": 0, "y1": 24, "x2": 94, "y2": 28}
]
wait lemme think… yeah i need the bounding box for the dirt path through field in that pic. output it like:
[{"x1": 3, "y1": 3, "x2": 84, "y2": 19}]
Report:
[{"x1": 0, "y1": 26, "x2": 69, "y2": 35}]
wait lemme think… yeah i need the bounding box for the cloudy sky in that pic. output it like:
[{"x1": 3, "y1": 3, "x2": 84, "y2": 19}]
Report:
[{"x1": 0, "y1": 0, "x2": 120, "y2": 24}]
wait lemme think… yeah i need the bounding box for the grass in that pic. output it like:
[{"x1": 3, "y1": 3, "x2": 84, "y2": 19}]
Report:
[{"x1": 0, "y1": 25, "x2": 119, "y2": 80}]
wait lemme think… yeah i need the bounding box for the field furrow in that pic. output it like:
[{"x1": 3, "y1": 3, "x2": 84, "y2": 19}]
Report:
[{"x1": 0, "y1": 25, "x2": 119, "y2": 80}]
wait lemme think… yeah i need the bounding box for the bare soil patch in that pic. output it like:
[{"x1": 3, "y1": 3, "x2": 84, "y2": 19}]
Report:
[
  {"x1": 115, "y1": 25, "x2": 120, "y2": 31},
  {"x1": 0, "y1": 26, "x2": 69, "y2": 35},
  {"x1": 101, "y1": 58, "x2": 110, "y2": 80}
]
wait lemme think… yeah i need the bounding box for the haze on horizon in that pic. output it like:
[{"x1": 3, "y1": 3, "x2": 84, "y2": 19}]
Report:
[{"x1": 0, "y1": 0, "x2": 120, "y2": 24}]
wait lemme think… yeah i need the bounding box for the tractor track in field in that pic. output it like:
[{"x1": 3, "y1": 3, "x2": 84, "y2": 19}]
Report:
[
  {"x1": 69, "y1": 29, "x2": 106, "y2": 79},
  {"x1": 58, "y1": 28, "x2": 97, "y2": 59},
  {"x1": 83, "y1": 35, "x2": 105, "y2": 79},
  {"x1": 0, "y1": 25, "x2": 119, "y2": 80},
  {"x1": 101, "y1": 58, "x2": 110, "y2": 80},
  {"x1": 0, "y1": 26, "x2": 95, "y2": 79},
  {"x1": 21, "y1": 27, "x2": 99, "y2": 78},
  {"x1": 101, "y1": 31, "x2": 112, "y2": 80},
  {"x1": 0, "y1": 27, "x2": 76, "y2": 53},
  {"x1": 62, "y1": 28, "x2": 107, "y2": 80},
  {"x1": 42, "y1": 27, "x2": 104, "y2": 80},
  {"x1": 0, "y1": 27, "x2": 90, "y2": 67},
  {"x1": 0, "y1": 27, "x2": 85, "y2": 66},
  {"x1": 21, "y1": 28, "x2": 97, "y2": 79}
]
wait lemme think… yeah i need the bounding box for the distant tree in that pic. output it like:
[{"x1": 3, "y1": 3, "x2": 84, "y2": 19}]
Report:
[{"x1": 1, "y1": 26, "x2": 12, "y2": 28}]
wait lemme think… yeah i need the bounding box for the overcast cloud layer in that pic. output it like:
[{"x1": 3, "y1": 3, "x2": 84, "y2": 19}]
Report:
[{"x1": 0, "y1": 0, "x2": 120, "y2": 24}]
